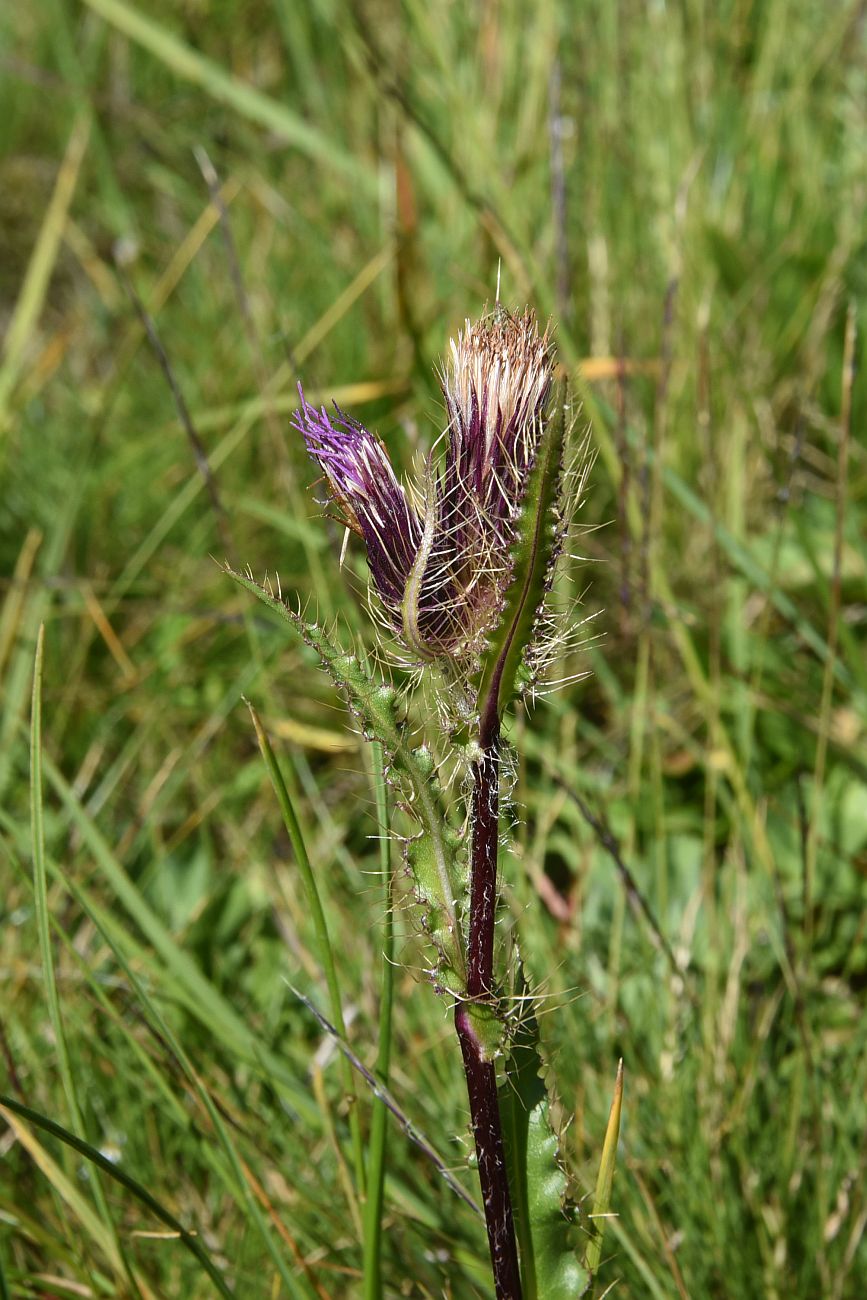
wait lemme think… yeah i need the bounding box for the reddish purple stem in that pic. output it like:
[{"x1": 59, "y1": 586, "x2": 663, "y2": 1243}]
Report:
[{"x1": 455, "y1": 720, "x2": 523, "y2": 1299}]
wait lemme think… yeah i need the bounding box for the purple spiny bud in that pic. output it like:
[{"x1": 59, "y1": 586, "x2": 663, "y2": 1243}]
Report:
[
  {"x1": 290, "y1": 390, "x2": 422, "y2": 613},
  {"x1": 292, "y1": 309, "x2": 557, "y2": 665}
]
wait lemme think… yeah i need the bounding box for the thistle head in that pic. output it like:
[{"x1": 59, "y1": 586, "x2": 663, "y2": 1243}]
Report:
[
  {"x1": 441, "y1": 308, "x2": 554, "y2": 515},
  {"x1": 292, "y1": 308, "x2": 571, "y2": 695}
]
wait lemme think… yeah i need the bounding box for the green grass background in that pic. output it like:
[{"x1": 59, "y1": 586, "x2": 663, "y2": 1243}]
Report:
[{"x1": 1, "y1": 0, "x2": 866, "y2": 1295}]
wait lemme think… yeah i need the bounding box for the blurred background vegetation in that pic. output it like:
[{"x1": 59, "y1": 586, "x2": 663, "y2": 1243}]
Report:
[{"x1": 1, "y1": 0, "x2": 866, "y2": 1295}]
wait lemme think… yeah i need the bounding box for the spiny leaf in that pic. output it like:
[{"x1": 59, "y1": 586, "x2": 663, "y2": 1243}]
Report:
[
  {"x1": 404, "y1": 826, "x2": 468, "y2": 991},
  {"x1": 525, "y1": 1100, "x2": 590, "y2": 1298},
  {"x1": 500, "y1": 1003, "x2": 546, "y2": 1296},
  {"x1": 500, "y1": 998, "x2": 590, "y2": 1299},
  {"x1": 477, "y1": 386, "x2": 567, "y2": 743},
  {"x1": 225, "y1": 565, "x2": 467, "y2": 985}
]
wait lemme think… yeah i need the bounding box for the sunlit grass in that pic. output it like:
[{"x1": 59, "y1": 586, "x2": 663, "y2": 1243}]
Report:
[{"x1": 1, "y1": 0, "x2": 865, "y2": 1295}]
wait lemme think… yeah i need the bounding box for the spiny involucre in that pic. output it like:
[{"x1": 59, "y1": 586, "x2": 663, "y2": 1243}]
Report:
[{"x1": 292, "y1": 308, "x2": 580, "y2": 688}]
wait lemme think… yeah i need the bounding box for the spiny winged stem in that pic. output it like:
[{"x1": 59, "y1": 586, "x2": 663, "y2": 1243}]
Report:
[
  {"x1": 451, "y1": 350, "x2": 567, "y2": 1299},
  {"x1": 455, "y1": 711, "x2": 524, "y2": 1299}
]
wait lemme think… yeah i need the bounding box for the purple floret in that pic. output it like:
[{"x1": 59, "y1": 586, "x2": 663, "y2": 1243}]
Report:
[{"x1": 291, "y1": 387, "x2": 422, "y2": 613}]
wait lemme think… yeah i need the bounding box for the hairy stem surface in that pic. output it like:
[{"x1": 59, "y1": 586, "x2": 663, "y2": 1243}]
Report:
[
  {"x1": 468, "y1": 740, "x2": 501, "y2": 998},
  {"x1": 455, "y1": 725, "x2": 523, "y2": 1299}
]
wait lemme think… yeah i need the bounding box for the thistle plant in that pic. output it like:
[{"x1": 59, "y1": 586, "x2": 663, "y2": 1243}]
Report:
[{"x1": 229, "y1": 307, "x2": 620, "y2": 1299}]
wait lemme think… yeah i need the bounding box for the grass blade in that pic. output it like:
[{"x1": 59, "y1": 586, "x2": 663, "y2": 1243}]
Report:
[
  {"x1": 0, "y1": 1102, "x2": 132, "y2": 1282},
  {"x1": 81, "y1": 0, "x2": 374, "y2": 190},
  {"x1": 17, "y1": 833, "x2": 314, "y2": 1299},
  {"x1": 0, "y1": 1096, "x2": 234, "y2": 1299},
  {"x1": 246, "y1": 700, "x2": 367, "y2": 1207},
  {"x1": 34, "y1": 732, "x2": 320, "y2": 1121},
  {"x1": 362, "y1": 741, "x2": 394, "y2": 1300},
  {"x1": 0, "y1": 118, "x2": 90, "y2": 435},
  {"x1": 585, "y1": 1059, "x2": 624, "y2": 1277},
  {"x1": 30, "y1": 626, "x2": 140, "y2": 1294}
]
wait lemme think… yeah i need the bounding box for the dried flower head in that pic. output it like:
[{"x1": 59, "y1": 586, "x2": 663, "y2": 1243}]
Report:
[{"x1": 292, "y1": 308, "x2": 560, "y2": 670}]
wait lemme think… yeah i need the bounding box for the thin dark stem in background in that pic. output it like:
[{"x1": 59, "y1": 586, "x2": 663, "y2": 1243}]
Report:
[
  {"x1": 291, "y1": 988, "x2": 481, "y2": 1215},
  {"x1": 560, "y1": 781, "x2": 686, "y2": 988},
  {"x1": 115, "y1": 262, "x2": 235, "y2": 562},
  {"x1": 455, "y1": 722, "x2": 523, "y2": 1300}
]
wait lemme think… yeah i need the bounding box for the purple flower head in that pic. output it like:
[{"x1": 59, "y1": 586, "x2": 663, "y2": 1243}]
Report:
[
  {"x1": 291, "y1": 392, "x2": 422, "y2": 613},
  {"x1": 293, "y1": 309, "x2": 556, "y2": 663}
]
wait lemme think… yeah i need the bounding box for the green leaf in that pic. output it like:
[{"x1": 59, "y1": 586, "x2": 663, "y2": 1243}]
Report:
[
  {"x1": 477, "y1": 386, "x2": 566, "y2": 739},
  {"x1": 500, "y1": 1000, "x2": 590, "y2": 1299},
  {"x1": 500, "y1": 1006, "x2": 546, "y2": 1295},
  {"x1": 525, "y1": 1101, "x2": 590, "y2": 1298},
  {"x1": 225, "y1": 566, "x2": 467, "y2": 987}
]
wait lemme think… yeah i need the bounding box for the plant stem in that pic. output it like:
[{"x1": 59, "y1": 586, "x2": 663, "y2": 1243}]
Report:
[
  {"x1": 455, "y1": 724, "x2": 523, "y2": 1300},
  {"x1": 467, "y1": 742, "x2": 500, "y2": 997}
]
